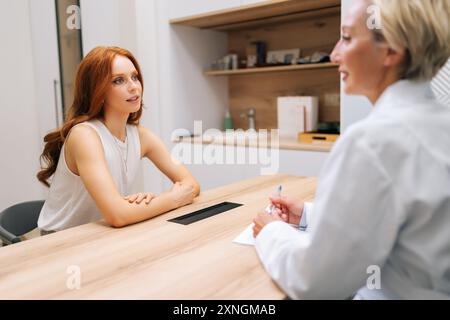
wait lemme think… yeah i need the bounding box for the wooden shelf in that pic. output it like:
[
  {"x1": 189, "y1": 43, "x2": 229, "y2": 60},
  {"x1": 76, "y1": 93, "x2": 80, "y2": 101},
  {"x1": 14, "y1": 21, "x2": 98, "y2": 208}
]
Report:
[
  {"x1": 204, "y1": 62, "x2": 339, "y2": 76},
  {"x1": 170, "y1": 0, "x2": 341, "y2": 30}
]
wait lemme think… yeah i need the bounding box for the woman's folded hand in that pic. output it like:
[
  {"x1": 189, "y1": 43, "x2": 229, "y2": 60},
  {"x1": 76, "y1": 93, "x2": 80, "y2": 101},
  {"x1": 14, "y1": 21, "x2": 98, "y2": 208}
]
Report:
[{"x1": 124, "y1": 192, "x2": 156, "y2": 205}]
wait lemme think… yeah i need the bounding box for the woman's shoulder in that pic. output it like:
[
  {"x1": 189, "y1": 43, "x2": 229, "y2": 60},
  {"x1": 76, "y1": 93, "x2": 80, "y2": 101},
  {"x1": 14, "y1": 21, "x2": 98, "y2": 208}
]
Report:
[
  {"x1": 136, "y1": 125, "x2": 167, "y2": 156},
  {"x1": 66, "y1": 122, "x2": 103, "y2": 150},
  {"x1": 70, "y1": 121, "x2": 100, "y2": 137},
  {"x1": 136, "y1": 124, "x2": 158, "y2": 139}
]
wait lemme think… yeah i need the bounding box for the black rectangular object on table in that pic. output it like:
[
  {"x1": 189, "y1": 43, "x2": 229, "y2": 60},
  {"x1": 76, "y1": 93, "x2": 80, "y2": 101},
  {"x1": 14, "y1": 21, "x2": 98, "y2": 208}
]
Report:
[{"x1": 168, "y1": 202, "x2": 243, "y2": 225}]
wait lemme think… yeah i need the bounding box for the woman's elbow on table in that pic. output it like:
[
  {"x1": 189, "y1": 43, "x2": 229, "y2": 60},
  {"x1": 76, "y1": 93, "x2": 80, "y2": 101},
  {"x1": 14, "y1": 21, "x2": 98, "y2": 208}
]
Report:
[
  {"x1": 97, "y1": 199, "x2": 133, "y2": 228},
  {"x1": 192, "y1": 180, "x2": 201, "y2": 197},
  {"x1": 103, "y1": 207, "x2": 128, "y2": 228},
  {"x1": 180, "y1": 177, "x2": 201, "y2": 198}
]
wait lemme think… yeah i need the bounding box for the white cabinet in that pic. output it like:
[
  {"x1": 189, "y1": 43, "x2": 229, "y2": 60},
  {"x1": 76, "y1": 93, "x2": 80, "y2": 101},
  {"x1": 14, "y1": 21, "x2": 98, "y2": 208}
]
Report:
[{"x1": 174, "y1": 143, "x2": 329, "y2": 190}]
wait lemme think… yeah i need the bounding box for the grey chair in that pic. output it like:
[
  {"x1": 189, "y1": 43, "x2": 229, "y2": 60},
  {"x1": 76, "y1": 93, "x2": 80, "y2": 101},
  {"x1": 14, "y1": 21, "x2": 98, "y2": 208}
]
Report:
[{"x1": 0, "y1": 200, "x2": 45, "y2": 246}]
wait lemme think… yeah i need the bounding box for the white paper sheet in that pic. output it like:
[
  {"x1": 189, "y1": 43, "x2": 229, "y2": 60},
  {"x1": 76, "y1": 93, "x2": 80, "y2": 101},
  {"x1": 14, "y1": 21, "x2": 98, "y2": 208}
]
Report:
[
  {"x1": 232, "y1": 223, "x2": 257, "y2": 246},
  {"x1": 233, "y1": 222, "x2": 303, "y2": 246}
]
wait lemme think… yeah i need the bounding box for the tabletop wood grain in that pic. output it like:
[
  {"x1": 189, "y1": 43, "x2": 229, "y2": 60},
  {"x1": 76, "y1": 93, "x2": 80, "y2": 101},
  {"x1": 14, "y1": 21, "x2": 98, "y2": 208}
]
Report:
[{"x1": 0, "y1": 174, "x2": 317, "y2": 299}]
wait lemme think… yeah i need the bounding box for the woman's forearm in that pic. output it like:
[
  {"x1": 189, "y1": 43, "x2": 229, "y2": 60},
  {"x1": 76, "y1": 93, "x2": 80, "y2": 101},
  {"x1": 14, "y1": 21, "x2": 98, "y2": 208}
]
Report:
[
  {"x1": 102, "y1": 178, "x2": 199, "y2": 228},
  {"x1": 108, "y1": 191, "x2": 177, "y2": 227}
]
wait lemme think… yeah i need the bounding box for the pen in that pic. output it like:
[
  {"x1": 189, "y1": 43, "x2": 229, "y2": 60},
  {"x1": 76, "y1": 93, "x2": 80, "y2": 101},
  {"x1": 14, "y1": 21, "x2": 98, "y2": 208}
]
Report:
[
  {"x1": 266, "y1": 185, "x2": 283, "y2": 215},
  {"x1": 276, "y1": 184, "x2": 283, "y2": 197}
]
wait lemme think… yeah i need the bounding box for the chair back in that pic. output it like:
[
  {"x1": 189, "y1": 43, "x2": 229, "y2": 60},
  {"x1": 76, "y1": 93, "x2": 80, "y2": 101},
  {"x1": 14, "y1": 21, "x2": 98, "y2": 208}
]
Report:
[{"x1": 0, "y1": 200, "x2": 45, "y2": 245}]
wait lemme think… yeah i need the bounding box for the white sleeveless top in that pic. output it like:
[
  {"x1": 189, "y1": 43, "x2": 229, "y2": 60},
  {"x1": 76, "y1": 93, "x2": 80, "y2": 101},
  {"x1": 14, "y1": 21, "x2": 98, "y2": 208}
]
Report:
[{"x1": 38, "y1": 119, "x2": 141, "y2": 231}]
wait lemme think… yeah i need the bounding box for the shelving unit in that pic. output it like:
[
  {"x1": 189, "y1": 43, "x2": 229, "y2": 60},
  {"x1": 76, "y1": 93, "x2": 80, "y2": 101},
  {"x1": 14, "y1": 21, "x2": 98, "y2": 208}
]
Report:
[
  {"x1": 170, "y1": 0, "x2": 341, "y2": 30},
  {"x1": 170, "y1": 0, "x2": 341, "y2": 134},
  {"x1": 204, "y1": 62, "x2": 339, "y2": 76}
]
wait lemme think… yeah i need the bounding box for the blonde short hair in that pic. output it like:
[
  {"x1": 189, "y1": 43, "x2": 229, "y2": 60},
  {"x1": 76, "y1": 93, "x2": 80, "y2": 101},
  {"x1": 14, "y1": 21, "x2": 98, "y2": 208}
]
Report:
[{"x1": 370, "y1": 0, "x2": 450, "y2": 81}]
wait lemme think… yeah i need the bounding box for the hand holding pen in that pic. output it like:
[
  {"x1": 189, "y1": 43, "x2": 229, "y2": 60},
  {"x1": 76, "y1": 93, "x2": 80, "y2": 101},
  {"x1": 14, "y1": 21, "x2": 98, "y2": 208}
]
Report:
[
  {"x1": 254, "y1": 185, "x2": 306, "y2": 237},
  {"x1": 265, "y1": 185, "x2": 283, "y2": 215},
  {"x1": 268, "y1": 195, "x2": 304, "y2": 226}
]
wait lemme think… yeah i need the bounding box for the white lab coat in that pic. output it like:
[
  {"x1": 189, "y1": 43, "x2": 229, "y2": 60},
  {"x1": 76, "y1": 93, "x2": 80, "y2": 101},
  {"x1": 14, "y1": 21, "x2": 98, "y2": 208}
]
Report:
[{"x1": 255, "y1": 80, "x2": 450, "y2": 299}]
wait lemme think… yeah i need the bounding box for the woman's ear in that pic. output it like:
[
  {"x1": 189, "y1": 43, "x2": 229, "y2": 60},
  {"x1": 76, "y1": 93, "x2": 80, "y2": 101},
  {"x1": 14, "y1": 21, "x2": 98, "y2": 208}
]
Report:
[{"x1": 384, "y1": 47, "x2": 406, "y2": 69}]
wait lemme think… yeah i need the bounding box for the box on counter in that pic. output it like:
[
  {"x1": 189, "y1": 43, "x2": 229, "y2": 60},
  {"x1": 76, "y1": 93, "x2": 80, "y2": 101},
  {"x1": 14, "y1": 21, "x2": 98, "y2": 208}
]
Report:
[
  {"x1": 277, "y1": 96, "x2": 319, "y2": 139},
  {"x1": 298, "y1": 132, "x2": 339, "y2": 144}
]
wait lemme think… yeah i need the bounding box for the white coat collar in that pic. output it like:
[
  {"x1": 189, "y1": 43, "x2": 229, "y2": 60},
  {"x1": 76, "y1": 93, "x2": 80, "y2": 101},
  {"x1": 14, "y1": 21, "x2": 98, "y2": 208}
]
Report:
[{"x1": 372, "y1": 80, "x2": 435, "y2": 114}]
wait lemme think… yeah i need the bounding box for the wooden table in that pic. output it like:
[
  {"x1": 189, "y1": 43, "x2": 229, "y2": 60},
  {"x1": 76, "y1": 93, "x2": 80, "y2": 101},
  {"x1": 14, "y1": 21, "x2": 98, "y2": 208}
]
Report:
[{"x1": 0, "y1": 175, "x2": 316, "y2": 299}]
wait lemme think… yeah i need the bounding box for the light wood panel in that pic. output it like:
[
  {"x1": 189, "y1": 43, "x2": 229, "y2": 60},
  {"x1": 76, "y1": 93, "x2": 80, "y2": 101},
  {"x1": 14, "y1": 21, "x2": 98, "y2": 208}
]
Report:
[
  {"x1": 229, "y1": 67, "x2": 340, "y2": 129},
  {"x1": 0, "y1": 175, "x2": 317, "y2": 299},
  {"x1": 170, "y1": 0, "x2": 341, "y2": 30}
]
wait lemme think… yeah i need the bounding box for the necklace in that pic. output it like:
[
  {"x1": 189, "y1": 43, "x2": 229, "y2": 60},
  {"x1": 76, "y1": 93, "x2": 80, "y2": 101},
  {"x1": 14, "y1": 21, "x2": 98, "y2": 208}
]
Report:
[
  {"x1": 99, "y1": 120, "x2": 129, "y2": 174},
  {"x1": 113, "y1": 134, "x2": 128, "y2": 174}
]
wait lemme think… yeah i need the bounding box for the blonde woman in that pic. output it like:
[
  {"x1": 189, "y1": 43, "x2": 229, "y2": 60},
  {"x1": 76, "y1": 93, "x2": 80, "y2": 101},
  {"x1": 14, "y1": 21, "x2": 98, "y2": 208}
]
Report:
[
  {"x1": 253, "y1": 0, "x2": 450, "y2": 299},
  {"x1": 37, "y1": 47, "x2": 200, "y2": 233}
]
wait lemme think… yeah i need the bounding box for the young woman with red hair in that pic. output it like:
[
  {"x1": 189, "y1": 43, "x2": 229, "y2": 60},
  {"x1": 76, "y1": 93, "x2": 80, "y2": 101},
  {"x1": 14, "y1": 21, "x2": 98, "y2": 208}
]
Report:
[{"x1": 36, "y1": 46, "x2": 200, "y2": 233}]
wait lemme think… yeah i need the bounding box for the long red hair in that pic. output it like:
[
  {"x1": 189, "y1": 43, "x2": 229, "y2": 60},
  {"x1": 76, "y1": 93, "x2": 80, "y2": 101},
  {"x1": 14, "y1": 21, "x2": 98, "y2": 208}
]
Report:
[{"x1": 37, "y1": 46, "x2": 144, "y2": 187}]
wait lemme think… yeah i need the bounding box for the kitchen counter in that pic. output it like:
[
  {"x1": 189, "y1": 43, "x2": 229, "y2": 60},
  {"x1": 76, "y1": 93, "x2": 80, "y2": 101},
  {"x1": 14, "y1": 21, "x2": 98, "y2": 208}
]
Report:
[{"x1": 174, "y1": 132, "x2": 334, "y2": 153}]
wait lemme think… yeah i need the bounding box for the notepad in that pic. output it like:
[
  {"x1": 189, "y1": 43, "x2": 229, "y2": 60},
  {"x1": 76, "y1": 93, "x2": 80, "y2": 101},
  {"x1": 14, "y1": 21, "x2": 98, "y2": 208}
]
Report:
[
  {"x1": 233, "y1": 222, "x2": 304, "y2": 246},
  {"x1": 233, "y1": 202, "x2": 312, "y2": 246},
  {"x1": 233, "y1": 223, "x2": 257, "y2": 246},
  {"x1": 232, "y1": 205, "x2": 275, "y2": 246}
]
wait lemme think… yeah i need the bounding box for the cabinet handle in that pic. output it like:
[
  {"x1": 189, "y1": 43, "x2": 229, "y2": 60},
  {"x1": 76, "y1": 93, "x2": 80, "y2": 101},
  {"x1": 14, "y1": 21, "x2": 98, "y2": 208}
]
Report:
[{"x1": 53, "y1": 79, "x2": 61, "y2": 128}]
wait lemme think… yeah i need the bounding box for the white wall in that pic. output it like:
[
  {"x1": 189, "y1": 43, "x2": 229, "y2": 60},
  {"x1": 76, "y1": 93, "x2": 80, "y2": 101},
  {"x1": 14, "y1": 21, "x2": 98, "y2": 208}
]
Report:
[
  {"x1": 29, "y1": 0, "x2": 62, "y2": 151},
  {"x1": 80, "y1": 0, "x2": 137, "y2": 55},
  {"x1": 169, "y1": 0, "x2": 268, "y2": 19},
  {"x1": 0, "y1": 0, "x2": 46, "y2": 210},
  {"x1": 168, "y1": 0, "x2": 241, "y2": 19}
]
